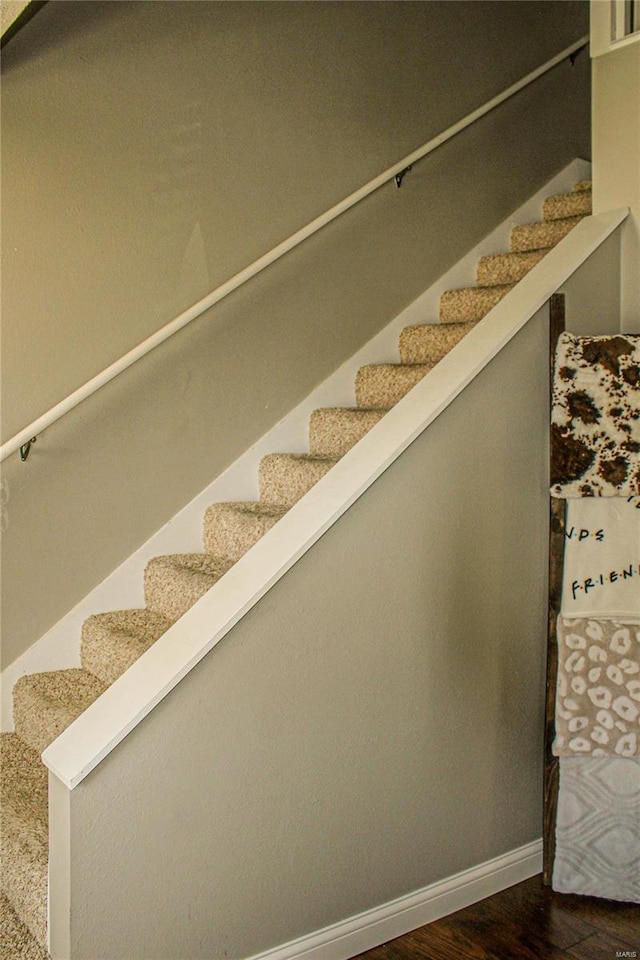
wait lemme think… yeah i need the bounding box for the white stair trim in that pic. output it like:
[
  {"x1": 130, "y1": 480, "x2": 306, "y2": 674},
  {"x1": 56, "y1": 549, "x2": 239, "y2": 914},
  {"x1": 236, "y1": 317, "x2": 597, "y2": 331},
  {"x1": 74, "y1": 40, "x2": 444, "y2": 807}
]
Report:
[
  {"x1": 0, "y1": 158, "x2": 590, "y2": 729},
  {"x1": 40, "y1": 201, "x2": 628, "y2": 791},
  {"x1": 244, "y1": 840, "x2": 543, "y2": 960}
]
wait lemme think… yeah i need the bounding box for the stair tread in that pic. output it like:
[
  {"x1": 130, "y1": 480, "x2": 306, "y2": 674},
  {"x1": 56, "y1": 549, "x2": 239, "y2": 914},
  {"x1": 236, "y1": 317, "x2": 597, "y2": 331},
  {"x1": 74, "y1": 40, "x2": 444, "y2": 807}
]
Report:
[
  {"x1": 13, "y1": 668, "x2": 107, "y2": 755},
  {"x1": 145, "y1": 552, "x2": 232, "y2": 577},
  {"x1": 0, "y1": 735, "x2": 48, "y2": 949},
  {"x1": 262, "y1": 452, "x2": 339, "y2": 461},
  {"x1": 203, "y1": 501, "x2": 288, "y2": 564},
  {"x1": 310, "y1": 405, "x2": 390, "y2": 417},
  {"x1": 573, "y1": 179, "x2": 592, "y2": 192},
  {"x1": 399, "y1": 320, "x2": 476, "y2": 364},
  {"x1": 259, "y1": 452, "x2": 340, "y2": 471},
  {"x1": 356, "y1": 362, "x2": 433, "y2": 372},
  {"x1": 205, "y1": 500, "x2": 288, "y2": 520},
  {"x1": 309, "y1": 407, "x2": 388, "y2": 457},
  {"x1": 81, "y1": 608, "x2": 174, "y2": 686},
  {"x1": 441, "y1": 282, "x2": 514, "y2": 298}
]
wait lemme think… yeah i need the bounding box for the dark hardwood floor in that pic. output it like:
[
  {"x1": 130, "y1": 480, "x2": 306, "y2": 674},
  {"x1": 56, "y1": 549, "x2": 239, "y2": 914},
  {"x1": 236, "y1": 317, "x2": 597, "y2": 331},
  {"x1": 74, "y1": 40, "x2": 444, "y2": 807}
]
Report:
[{"x1": 351, "y1": 874, "x2": 640, "y2": 960}]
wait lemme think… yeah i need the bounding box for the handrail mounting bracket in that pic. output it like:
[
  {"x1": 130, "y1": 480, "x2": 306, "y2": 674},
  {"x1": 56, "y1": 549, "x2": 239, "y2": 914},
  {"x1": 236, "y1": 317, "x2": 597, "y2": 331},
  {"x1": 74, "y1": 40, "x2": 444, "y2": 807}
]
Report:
[
  {"x1": 19, "y1": 438, "x2": 37, "y2": 462},
  {"x1": 395, "y1": 165, "x2": 412, "y2": 188}
]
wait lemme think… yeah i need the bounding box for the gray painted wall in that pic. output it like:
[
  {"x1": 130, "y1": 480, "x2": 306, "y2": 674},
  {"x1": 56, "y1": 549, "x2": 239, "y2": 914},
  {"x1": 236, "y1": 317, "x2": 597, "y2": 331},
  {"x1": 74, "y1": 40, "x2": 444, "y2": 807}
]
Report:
[
  {"x1": 1, "y1": 1, "x2": 590, "y2": 665},
  {"x1": 49, "y1": 239, "x2": 621, "y2": 960},
  {"x1": 60, "y1": 307, "x2": 554, "y2": 960},
  {"x1": 51, "y1": 249, "x2": 621, "y2": 958}
]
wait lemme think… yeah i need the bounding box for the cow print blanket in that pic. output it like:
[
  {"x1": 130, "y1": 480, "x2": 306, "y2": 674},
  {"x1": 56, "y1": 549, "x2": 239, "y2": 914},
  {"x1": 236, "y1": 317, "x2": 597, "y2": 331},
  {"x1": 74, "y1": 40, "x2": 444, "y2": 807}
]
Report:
[{"x1": 551, "y1": 332, "x2": 640, "y2": 498}]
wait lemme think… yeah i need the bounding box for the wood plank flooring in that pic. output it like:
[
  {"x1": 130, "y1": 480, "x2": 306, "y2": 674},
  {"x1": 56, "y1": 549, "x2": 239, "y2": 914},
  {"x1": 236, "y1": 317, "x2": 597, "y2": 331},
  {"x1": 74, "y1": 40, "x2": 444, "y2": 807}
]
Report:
[{"x1": 351, "y1": 874, "x2": 640, "y2": 960}]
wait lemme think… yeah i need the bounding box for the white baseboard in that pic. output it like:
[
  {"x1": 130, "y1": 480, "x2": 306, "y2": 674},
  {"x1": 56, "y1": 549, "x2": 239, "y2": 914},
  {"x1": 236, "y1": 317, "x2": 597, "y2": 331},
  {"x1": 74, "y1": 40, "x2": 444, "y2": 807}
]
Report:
[
  {"x1": 245, "y1": 840, "x2": 543, "y2": 960},
  {"x1": 1, "y1": 158, "x2": 591, "y2": 730}
]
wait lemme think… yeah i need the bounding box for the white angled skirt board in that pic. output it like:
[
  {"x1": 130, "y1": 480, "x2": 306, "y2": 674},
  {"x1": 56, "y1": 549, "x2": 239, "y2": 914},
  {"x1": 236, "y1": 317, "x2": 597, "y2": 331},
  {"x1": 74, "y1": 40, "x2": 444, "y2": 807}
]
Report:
[{"x1": 553, "y1": 496, "x2": 640, "y2": 902}]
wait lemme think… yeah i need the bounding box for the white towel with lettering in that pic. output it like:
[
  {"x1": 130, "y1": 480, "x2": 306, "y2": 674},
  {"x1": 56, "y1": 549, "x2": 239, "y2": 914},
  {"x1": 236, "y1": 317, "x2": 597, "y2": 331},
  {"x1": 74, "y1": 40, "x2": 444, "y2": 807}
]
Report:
[{"x1": 561, "y1": 497, "x2": 640, "y2": 620}]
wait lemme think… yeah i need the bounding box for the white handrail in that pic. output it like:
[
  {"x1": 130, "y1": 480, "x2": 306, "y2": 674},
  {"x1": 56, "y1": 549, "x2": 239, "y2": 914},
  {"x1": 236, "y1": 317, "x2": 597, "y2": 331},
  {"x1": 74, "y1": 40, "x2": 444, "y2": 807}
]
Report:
[{"x1": 0, "y1": 34, "x2": 588, "y2": 463}]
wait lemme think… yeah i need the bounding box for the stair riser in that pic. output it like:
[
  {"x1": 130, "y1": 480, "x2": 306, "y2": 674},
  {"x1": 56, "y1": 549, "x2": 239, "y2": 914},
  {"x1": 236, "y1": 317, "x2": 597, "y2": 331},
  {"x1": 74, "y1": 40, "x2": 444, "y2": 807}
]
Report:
[
  {"x1": 144, "y1": 567, "x2": 218, "y2": 621},
  {"x1": 476, "y1": 250, "x2": 546, "y2": 287},
  {"x1": 203, "y1": 504, "x2": 286, "y2": 564},
  {"x1": 259, "y1": 456, "x2": 337, "y2": 508},
  {"x1": 81, "y1": 629, "x2": 163, "y2": 688},
  {"x1": 309, "y1": 409, "x2": 387, "y2": 457},
  {"x1": 510, "y1": 216, "x2": 582, "y2": 253},
  {"x1": 82, "y1": 637, "x2": 149, "y2": 687},
  {"x1": 13, "y1": 671, "x2": 106, "y2": 755},
  {"x1": 543, "y1": 191, "x2": 591, "y2": 221},
  {"x1": 0, "y1": 735, "x2": 48, "y2": 950},
  {"x1": 355, "y1": 365, "x2": 431, "y2": 409},
  {"x1": 14, "y1": 701, "x2": 84, "y2": 755},
  {"x1": 1, "y1": 835, "x2": 48, "y2": 948},
  {"x1": 81, "y1": 610, "x2": 173, "y2": 686},
  {"x1": 399, "y1": 322, "x2": 476, "y2": 365},
  {"x1": 80, "y1": 609, "x2": 171, "y2": 685},
  {"x1": 439, "y1": 285, "x2": 513, "y2": 324}
]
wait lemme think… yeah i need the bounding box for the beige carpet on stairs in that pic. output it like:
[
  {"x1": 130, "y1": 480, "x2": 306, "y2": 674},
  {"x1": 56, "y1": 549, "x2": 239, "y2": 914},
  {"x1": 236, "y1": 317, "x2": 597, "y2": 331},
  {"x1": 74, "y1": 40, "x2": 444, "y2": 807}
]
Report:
[
  {"x1": 0, "y1": 894, "x2": 49, "y2": 960},
  {"x1": 0, "y1": 181, "x2": 592, "y2": 956}
]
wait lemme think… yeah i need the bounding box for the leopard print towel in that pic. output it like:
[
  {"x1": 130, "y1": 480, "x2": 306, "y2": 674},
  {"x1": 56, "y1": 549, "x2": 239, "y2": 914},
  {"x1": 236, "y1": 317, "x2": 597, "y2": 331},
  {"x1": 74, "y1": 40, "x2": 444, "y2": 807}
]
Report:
[
  {"x1": 551, "y1": 332, "x2": 640, "y2": 498},
  {"x1": 554, "y1": 617, "x2": 640, "y2": 758}
]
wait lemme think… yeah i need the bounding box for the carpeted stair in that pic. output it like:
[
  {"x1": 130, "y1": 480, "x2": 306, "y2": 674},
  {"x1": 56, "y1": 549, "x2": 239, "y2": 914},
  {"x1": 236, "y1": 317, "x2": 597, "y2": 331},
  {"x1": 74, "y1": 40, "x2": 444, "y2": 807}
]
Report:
[
  {"x1": 0, "y1": 181, "x2": 592, "y2": 956},
  {"x1": 0, "y1": 736, "x2": 48, "y2": 957}
]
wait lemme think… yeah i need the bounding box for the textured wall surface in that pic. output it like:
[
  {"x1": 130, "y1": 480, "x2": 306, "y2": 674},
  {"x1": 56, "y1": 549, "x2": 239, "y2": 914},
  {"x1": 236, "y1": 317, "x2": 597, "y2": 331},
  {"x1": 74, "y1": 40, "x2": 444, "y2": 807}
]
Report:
[
  {"x1": 45, "y1": 224, "x2": 622, "y2": 960},
  {"x1": 61, "y1": 307, "x2": 553, "y2": 960},
  {"x1": 1, "y1": 1, "x2": 591, "y2": 665}
]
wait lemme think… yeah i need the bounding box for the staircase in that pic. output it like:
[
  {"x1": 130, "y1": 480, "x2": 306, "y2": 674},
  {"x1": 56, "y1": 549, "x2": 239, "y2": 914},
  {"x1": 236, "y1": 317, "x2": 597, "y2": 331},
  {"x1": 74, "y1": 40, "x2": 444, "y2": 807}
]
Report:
[{"x1": 0, "y1": 179, "x2": 593, "y2": 958}]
